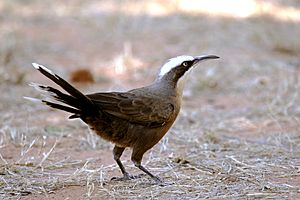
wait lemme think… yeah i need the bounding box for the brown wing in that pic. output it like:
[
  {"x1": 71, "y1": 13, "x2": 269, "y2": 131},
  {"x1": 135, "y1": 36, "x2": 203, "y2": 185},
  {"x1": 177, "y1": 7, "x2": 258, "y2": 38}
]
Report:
[{"x1": 86, "y1": 92, "x2": 175, "y2": 127}]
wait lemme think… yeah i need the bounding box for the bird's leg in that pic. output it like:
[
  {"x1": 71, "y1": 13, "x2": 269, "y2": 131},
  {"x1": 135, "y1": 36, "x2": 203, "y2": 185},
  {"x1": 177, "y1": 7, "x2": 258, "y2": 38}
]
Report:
[
  {"x1": 113, "y1": 146, "x2": 127, "y2": 176},
  {"x1": 111, "y1": 145, "x2": 143, "y2": 181},
  {"x1": 131, "y1": 150, "x2": 163, "y2": 184},
  {"x1": 135, "y1": 163, "x2": 162, "y2": 183}
]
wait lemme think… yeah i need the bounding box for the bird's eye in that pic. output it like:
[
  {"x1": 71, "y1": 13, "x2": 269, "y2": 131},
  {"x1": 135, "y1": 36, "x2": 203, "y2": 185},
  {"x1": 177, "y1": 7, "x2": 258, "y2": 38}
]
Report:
[{"x1": 182, "y1": 61, "x2": 189, "y2": 67}]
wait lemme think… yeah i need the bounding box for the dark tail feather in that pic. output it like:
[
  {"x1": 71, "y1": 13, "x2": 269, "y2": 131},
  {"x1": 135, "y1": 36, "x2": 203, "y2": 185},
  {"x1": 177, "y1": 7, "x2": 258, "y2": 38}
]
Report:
[
  {"x1": 32, "y1": 63, "x2": 92, "y2": 106},
  {"x1": 28, "y1": 63, "x2": 96, "y2": 118},
  {"x1": 30, "y1": 84, "x2": 80, "y2": 109},
  {"x1": 42, "y1": 100, "x2": 81, "y2": 114}
]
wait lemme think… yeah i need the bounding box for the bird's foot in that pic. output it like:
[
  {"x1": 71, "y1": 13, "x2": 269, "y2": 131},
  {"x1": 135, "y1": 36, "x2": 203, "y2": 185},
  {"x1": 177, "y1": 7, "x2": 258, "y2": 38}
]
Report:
[
  {"x1": 152, "y1": 176, "x2": 174, "y2": 187},
  {"x1": 152, "y1": 176, "x2": 162, "y2": 183},
  {"x1": 111, "y1": 173, "x2": 144, "y2": 181}
]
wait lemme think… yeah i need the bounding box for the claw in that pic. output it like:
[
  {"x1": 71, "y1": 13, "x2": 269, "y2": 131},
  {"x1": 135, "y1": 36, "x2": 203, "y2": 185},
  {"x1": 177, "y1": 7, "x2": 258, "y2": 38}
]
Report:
[
  {"x1": 151, "y1": 176, "x2": 175, "y2": 187},
  {"x1": 111, "y1": 173, "x2": 144, "y2": 181}
]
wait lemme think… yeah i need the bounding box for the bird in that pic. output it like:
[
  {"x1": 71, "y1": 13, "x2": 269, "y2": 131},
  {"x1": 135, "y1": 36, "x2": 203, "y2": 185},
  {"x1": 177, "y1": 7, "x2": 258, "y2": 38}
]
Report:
[{"x1": 25, "y1": 55, "x2": 219, "y2": 184}]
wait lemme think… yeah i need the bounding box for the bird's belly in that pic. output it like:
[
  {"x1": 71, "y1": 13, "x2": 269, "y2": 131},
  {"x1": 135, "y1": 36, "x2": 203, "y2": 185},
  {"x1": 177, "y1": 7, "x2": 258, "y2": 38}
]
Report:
[{"x1": 86, "y1": 109, "x2": 179, "y2": 149}]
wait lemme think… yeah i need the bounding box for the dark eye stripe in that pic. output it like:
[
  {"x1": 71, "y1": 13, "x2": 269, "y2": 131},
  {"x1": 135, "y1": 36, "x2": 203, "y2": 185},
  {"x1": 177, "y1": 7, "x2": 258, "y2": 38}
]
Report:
[{"x1": 182, "y1": 61, "x2": 190, "y2": 67}]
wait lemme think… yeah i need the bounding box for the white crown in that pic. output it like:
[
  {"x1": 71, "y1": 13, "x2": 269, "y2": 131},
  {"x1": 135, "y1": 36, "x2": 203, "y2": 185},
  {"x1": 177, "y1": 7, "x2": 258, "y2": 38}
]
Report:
[{"x1": 159, "y1": 55, "x2": 194, "y2": 76}]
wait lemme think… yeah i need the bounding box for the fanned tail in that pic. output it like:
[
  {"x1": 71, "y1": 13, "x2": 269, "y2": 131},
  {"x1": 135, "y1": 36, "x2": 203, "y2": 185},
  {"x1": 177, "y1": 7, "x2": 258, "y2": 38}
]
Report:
[{"x1": 26, "y1": 63, "x2": 96, "y2": 119}]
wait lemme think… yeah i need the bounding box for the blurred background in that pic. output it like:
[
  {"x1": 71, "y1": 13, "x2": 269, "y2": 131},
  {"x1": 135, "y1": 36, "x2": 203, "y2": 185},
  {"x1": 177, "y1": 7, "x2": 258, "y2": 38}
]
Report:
[
  {"x1": 1, "y1": 0, "x2": 299, "y2": 87},
  {"x1": 0, "y1": 0, "x2": 300, "y2": 198}
]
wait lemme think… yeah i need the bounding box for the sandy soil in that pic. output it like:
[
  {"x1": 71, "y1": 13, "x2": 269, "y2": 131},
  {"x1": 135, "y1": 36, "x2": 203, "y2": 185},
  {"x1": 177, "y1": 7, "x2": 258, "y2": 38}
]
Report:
[{"x1": 0, "y1": 0, "x2": 300, "y2": 199}]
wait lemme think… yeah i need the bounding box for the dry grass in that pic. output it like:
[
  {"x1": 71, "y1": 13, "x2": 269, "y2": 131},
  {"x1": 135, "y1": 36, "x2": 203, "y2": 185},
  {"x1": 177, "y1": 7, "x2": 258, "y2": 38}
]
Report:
[
  {"x1": 0, "y1": 0, "x2": 300, "y2": 199},
  {"x1": 0, "y1": 121, "x2": 299, "y2": 199}
]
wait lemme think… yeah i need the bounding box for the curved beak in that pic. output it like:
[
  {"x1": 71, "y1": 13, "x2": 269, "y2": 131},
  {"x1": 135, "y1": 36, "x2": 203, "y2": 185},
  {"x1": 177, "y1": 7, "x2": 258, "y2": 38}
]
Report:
[{"x1": 193, "y1": 55, "x2": 219, "y2": 65}]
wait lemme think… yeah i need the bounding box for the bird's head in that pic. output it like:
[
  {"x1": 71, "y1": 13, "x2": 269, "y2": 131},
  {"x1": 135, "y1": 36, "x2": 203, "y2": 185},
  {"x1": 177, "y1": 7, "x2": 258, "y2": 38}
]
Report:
[{"x1": 157, "y1": 55, "x2": 219, "y2": 85}]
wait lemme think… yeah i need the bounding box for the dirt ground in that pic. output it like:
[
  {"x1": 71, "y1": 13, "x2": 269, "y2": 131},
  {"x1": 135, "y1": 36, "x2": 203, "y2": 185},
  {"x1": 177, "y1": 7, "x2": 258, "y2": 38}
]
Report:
[{"x1": 0, "y1": 0, "x2": 300, "y2": 199}]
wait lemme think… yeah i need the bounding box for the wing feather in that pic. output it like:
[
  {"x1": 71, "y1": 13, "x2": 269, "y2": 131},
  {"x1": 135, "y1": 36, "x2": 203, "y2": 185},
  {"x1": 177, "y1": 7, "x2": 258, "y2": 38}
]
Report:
[{"x1": 86, "y1": 92, "x2": 174, "y2": 126}]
